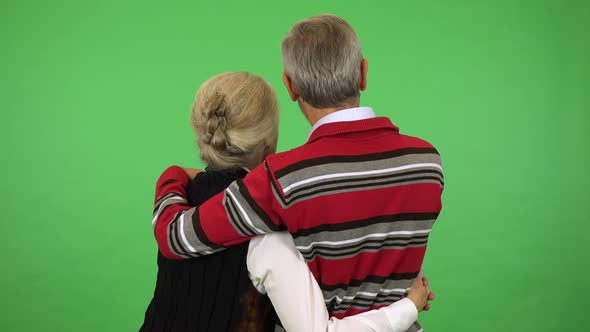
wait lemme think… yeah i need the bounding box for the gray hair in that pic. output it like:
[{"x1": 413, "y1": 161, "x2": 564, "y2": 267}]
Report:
[
  {"x1": 281, "y1": 14, "x2": 363, "y2": 108},
  {"x1": 191, "y1": 72, "x2": 279, "y2": 170}
]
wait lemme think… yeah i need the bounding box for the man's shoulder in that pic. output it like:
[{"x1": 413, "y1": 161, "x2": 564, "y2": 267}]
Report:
[
  {"x1": 395, "y1": 132, "x2": 440, "y2": 154},
  {"x1": 265, "y1": 143, "x2": 313, "y2": 175},
  {"x1": 265, "y1": 132, "x2": 441, "y2": 175}
]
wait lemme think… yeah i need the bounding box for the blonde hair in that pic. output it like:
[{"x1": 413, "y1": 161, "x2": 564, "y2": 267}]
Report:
[
  {"x1": 281, "y1": 14, "x2": 363, "y2": 108},
  {"x1": 191, "y1": 72, "x2": 279, "y2": 170}
]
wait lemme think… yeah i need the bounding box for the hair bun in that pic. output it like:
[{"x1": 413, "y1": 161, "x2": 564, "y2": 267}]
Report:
[{"x1": 202, "y1": 93, "x2": 243, "y2": 155}]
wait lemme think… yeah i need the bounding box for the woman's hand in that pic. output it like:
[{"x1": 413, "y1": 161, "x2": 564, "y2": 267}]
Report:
[
  {"x1": 182, "y1": 168, "x2": 203, "y2": 180},
  {"x1": 407, "y1": 270, "x2": 435, "y2": 312}
]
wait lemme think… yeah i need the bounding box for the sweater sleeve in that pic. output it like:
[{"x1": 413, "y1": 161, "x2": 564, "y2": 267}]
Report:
[{"x1": 153, "y1": 163, "x2": 284, "y2": 259}]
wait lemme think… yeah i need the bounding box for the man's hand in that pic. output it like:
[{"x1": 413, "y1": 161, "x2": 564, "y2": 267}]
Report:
[
  {"x1": 182, "y1": 168, "x2": 203, "y2": 180},
  {"x1": 407, "y1": 270, "x2": 435, "y2": 312}
]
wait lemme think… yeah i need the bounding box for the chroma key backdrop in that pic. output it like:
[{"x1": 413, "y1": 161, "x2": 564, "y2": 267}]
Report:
[{"x1": 1, "y1": 0, "x2": 589, "y2": 331}]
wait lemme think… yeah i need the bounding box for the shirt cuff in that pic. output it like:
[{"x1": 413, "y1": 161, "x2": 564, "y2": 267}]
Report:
[{"x1": 383, "y1": 297, "x2": 419, "y2": 331}]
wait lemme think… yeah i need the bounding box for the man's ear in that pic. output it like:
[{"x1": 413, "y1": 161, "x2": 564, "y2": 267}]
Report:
[
  {"x1": 282, "y1": 72, "x2": 299, "y2": 101},
  {"x1": 360, "y1": 59, "x2": 368, "y2": 91}
]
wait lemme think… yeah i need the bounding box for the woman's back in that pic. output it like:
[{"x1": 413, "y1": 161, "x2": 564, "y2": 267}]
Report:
[{"x1": 140, "y1": 168, "x2": 276, "y2": 332}]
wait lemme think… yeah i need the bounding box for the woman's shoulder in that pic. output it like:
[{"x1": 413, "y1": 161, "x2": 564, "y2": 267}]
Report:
[{"x1": 187, "y1": 167, "x2": 247, "y2": 205}]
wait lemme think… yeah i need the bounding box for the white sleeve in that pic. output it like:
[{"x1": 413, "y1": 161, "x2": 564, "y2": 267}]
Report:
[{"x1": 247, "y1": 232, "x2": 418, "y2": 332}]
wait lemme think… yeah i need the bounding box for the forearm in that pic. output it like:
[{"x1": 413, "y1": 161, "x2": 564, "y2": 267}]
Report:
[
  {"x1": 153, "y1": 166, "x2": 210, "y2": 258},
  {"x1": 336, "y1": 298, "x2": 418, "y2": 332},
  {"x1": 153, "y1": 165, "x2": 281, "y2": 258},
  {"x1": 154, "y1": 166, "x2": 246, "y2": 258}
]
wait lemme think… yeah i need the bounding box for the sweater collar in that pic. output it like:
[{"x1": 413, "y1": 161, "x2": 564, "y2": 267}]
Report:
[
  {"x1": 308, "y1": 107, "x2": 376, "y2": 140},
  {"x1": 307, "y1": 116, "x2": 399, "y2": 143}
]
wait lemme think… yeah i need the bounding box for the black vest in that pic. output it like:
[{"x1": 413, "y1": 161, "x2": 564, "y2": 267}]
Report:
[{"x1": 140, "y1": 168, "x2": 276, "y2": 332}]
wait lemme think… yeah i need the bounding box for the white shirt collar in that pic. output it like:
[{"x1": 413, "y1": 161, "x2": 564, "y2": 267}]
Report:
[{"x1": 308, "y1": 107, "x2": 376, "y2": 140}]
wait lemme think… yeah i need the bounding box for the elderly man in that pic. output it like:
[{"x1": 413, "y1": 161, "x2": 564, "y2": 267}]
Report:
[{"x1": 153, "y1": 14, "x2": 443, "y2": 332}]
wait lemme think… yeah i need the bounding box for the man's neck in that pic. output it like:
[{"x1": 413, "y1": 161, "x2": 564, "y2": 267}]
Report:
[{"x1": 300, "y1": 99, "x2": 360, "y2": 126}]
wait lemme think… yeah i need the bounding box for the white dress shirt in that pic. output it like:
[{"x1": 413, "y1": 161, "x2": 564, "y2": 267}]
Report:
[{"x1": 246, "y1": 106, "x2": 418, "y2": 332}]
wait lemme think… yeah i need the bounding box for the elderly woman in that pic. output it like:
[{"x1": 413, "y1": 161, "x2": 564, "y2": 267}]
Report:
[{"x1": 140, "y1": 72, "x2": 432, "y2": 332}]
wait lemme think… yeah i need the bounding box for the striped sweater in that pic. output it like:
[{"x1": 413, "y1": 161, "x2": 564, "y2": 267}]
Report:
[{"x1": 153, "y1": 117, "x2": 443, "y2": 328}]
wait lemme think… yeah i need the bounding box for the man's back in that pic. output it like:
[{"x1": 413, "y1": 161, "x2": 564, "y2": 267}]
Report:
[{"x1": 264, "y1": 117, "x2": 443, "y2": 318}]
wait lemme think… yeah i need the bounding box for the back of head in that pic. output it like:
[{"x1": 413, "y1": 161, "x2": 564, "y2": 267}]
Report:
[
  {"x1": 191, "y1": 72, "x2": 279, "y2": 170},
  {"x1": 281, "y1": 14, "x2": 363, "y2": 108}
]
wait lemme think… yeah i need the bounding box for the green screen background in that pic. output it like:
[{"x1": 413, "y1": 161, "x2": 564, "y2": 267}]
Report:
[{"x1": 1, "y1": 0, "x2": 589, "y2": 331}]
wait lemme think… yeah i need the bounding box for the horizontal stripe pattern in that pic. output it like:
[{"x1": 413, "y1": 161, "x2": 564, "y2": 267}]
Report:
[
  {"x1": 322, "y1": 272, "x2": 418, "y2": 313},
  {"x1": 269, "y1": 147, "x2": 442, "y2": 316},
  {"x1": 293, "y1": 213, "x2": 436, "y2": 260},
  {"x1": 274, "y1": 147, "x2": 439, "y2": 179},
  {"x1": 275, "y1": 150, "x2": 443, "y2": 206},
  {"x1": 281, "y1": 162, "x2": 441, "y2": 194},
  {"x1": 287, "y1": 176, "x2": 442, "y2": 207}
]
